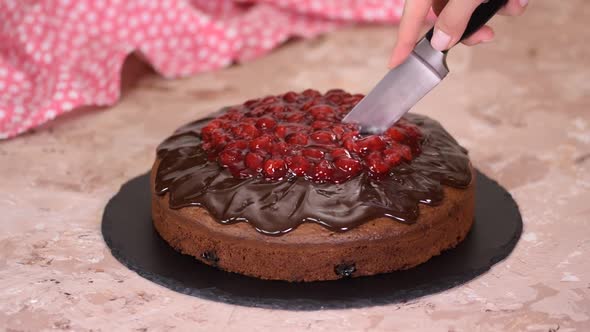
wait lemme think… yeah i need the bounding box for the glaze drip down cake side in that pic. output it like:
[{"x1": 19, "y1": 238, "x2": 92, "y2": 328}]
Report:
[{"x1": 151, "y1": 89, "x2": 474, "y2": 282}]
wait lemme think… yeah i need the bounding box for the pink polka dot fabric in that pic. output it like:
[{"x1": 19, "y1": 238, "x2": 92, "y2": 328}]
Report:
[{"x1": 0, "y1": 0, "x2": 406, "y2": 139}]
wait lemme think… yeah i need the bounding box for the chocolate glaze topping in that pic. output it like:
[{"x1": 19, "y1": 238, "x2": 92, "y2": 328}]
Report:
[{"x1": 155, "y1": 108, "x2": 472, "y2": 235}]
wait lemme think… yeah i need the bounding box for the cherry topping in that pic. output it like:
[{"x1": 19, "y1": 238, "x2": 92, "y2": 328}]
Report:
[
  {"x1": 312, "y1": 160, "x2": 334, "y2": 183},
  {"x1": 334, "y1": 157, "x2": 362, "y2": 181},
  {"x1": 271, "y1": 142, "x2": 289, "y2": 156},
  {"x1": 285, "y1": 133, "x2": 308, "y2": 145},
  {"x1": 311, "y1": 120, "x2": 331, "y2": 130},
  {"x1": 245, "y1": 152, "x2": 264, "y2": 170},
  {"x1": 365, "y1": 152, "x2": 390, "y2": 176},
  {"x1": 286, "y1": 155, "x2": 311, "y2": 176},
  {"x1": 263, "y1": 159, "x2": 288, "y2": 180},
  {"x1": 311, "y1": 131, "x2": 336, "y2": 144},
  {"x1": 199, "y1": 90, "x2": 423, "y2": 183},
  {"x1": 302, "y1": 89, "x2": 321, "y2": 98},
  {"x1": 219, "y1": 149, "x2": 242, "y2": 167},
  {"x1": 274, "y1": 125, "x2": 288, "y2": 138},
  {"x1": 302, "y1": 148, "x2": 325, "y2": 159},
  {"x1": 225, "y1": 140, "x2": 248, "y2": 150},
  {"x1": 231, "y1": 124, "x2": 259, "y2": 139},
  {"x1": 282, "y1": 91, "x2": 298, "y2": 102},
  {"x1": 249, "y1": 135, "x2": 273, "y2": 152},
  {"x1": 356, "y1": 136, "x2": 386, "y2": 153},
  {"x1": 285, "y1": 113, "x2": 306, "y2": 122},
  {"x1": 383, "y1": 148, "x2": 403, "y2": 167},
  {"x1": 309, "y1": 105, "x2": 335, "y2": 120},
  {"x1": 331, "y1": 148, "x2": 351, "y2": 159},
  {"x1": 256, "y1": 117, "x2": 276, "y2": 130},
  {"x1": 384, "y1": 127, "x2": 405, "y2": 142}
]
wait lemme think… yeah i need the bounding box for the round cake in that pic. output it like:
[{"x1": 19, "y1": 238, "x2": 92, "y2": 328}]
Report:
[{"x1": 151, "y1": 89, "x2": 474, "y2": 282}]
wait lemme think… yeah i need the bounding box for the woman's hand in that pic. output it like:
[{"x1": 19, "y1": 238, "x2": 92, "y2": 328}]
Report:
[{"x1": 389, "y1": 0, "x2": 528, "y2": 68}]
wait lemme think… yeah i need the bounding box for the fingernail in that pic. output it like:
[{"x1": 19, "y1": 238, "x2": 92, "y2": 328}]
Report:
[
  {"x1": 519, "y1": 0, "x2": 528, "y2": 7},
  {"x1": 430, "y1": 29, "x2": 451, "y2": 51}
]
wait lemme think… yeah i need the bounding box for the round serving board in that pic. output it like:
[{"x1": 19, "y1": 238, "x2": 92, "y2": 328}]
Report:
[{"x1": 102, "y1": 170, "x2": 521, "y2": 310}]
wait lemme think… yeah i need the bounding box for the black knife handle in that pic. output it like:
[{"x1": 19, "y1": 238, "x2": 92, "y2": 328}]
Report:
[{"x1": 424, "y1": 0, "x2": 509, "y2": 46}]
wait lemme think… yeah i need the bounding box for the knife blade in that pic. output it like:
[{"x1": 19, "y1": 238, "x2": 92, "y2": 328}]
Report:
[{"x1": 342, "y1": 0, "x2": 509, "y2": 134}]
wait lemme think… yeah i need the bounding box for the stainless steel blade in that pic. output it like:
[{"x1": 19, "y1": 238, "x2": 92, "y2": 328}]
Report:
[{"x1": 342, "y1": 38, "x2": 449, "y2": 134}]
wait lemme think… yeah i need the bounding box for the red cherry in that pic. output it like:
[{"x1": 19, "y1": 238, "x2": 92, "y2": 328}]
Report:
[
  {"x1": 341, "y1": 131, "x2": 359, "y2": 141},
  {"x1": 383, "y1": 149, "x2": 402, "y2": 166},
  {"x1": 256, "y1": 117, "x2": 276, "y2": 130},
  {"x1": 345, "y1": 94, "x2": 364, "y2": 105},
  {"x1": 249, "y1": 135, "x2": 273, "y2": 152},
  {"x1": 206, "y1": 119, "x2": 223, "y2": 128},
  {"x1": 331, "y1": 125, "x2": 346, "y2": 138},
  {"x1": 210, "y1": 132, "x2": 229, "y2": 148},
  {"x1": 219, "y1": 149, "x2": 242, "y2": 167},
  {"x1": 302, "y1": 148, "x2": 325, "y2": 159},
  {"x1": 331, "y1": 148, "x2": 351, "y2": 159},
  {"x1": 326, "y1": 94, "x2": 343, "y2": 104},
  {"x1": 246, "y1": 106, "x2": 267, "y2": 117},
  {"x1": 357, "y1": 136, "x2": 386, "y2": 152},
  {"x1": 335, "y1": 157, "x2": 362, "y2": 175},
  {"x1": 326, "y1": 88, "x2": 344, "y2": 94},
  {"x1": 384, "y1": 127, "x2": 406, "y2": 142},
  {"x1": 366, "y1": 153, "x2": 390, "y2": 175},
  {"x1": 309, "y1": 105, "x2": 335, "y2": 120},
  {"x1": 311, "y1": 120, "x2": 331, "y2": 130},
  {"x1": 268, "y1": 105, "x2": 285, "y2": 114},
  {"x1": 245, "y1": 152, "x2": 265, "y2": 170},
  {"x1": 240, "y1": 118, "x2": 257, "y2": 125},
  {"x1": 286, "y1": 155, "x2": 311, "y2": 176},
  {"x1": 200, "y1": 125, "x2": 218, "y2": 139},
  {"x1": 232, "y1": 124, "x2": 260, "y2": 139},
  {"x1": 225, "y1": 111, "x2": 242, "y2": 121},
  {"x1": 242, "y1": 124, "x2": 260, "y2": 138},
  {"x1": 225, "y1": 140, "x2": 249, "y2": 150},
  {"x1": 202, "y1": 119, "x2": 222, "y2": 131},
  {"x1": 285, "y1": 133, "x2": 308, "y2": 145},
  {"x1": 302, "y1": 89, "x2": 321, "y2": 98},
  {"x1": 271, "y1": 142, "x2": 289, "y2": 156},
  {"x1": 302, "y1": 99, "x2": 320, "y2": 111},
  {"x1": 343, "y1": 138, "x2": 356, "y2": 153},
  {"x1": 285, "y1": 113, "x2": 306, "y2": 123},
  {"x1": 275, "y1": 125, "x2": 287, "y2": 138},
  {"x1": 311, "y1": 131, "x2": 336, "y2": 143},
  {"x1": 244, "y1": 98, "x2": 260, "y2": 109},
  {"x1": 261, "y1": 96, "x2": 278, "y2": 104},
  {"x1": 283, "y1": 91, "x2": 298, "y2": 102},
  {"x1": 399, "y1": 144, "x2": 413, "y2": 161},
  {"x1": 312, "y1": 160, "x2": 334, "y2": 183},
  {"x1": 263, "y1": 159, "x2": 288, "y2": 179}
]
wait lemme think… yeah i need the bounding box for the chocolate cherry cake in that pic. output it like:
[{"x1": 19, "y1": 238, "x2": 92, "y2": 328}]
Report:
[{"x1": 151, "y1": 89, "x2": 474, "y2": 282}]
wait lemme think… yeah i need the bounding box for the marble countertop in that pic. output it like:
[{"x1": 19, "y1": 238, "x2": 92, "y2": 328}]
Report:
[{"x1": 1, "y1": 0, "x2": 589, "y2": 330}]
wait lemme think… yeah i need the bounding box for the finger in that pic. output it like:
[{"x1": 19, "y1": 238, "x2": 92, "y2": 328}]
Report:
[
  {"x1": 461, "y1": 25, "x2": 494, "y2": 46},
  {"x1": 499, "y1": 0, "x2": 528, "y2": 16},
  {"x1": 430, "y1": 0, "x2": 482, "y2": 51},
  {"x1": 389, "y1": 0, "x2": 432, "y2": 68}
]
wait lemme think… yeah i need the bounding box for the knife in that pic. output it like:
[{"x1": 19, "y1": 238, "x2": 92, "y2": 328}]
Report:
[{"x1": 342, "y1": 0, "x2": 509, "y2": 134}]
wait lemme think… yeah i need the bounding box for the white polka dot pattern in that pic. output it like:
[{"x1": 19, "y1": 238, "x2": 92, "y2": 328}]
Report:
[{"x1": 0, "y1": 0, "x2": 407, "y2": 139}]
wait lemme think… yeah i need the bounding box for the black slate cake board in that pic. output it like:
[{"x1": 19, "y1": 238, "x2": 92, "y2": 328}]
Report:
[{"x1": 101, "y1": 170, "x2": 522, "y2": 310}]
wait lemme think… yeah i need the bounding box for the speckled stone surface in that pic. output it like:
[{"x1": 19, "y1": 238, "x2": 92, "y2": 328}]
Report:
[{"x1": 1, "y1": 1, "x2": 589, "y2": 331}]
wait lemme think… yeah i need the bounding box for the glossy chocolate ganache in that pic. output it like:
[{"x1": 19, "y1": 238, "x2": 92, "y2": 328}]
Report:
[{"x1": 155, "y1": 89, "x2": 472, "y2": 235}]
